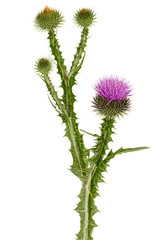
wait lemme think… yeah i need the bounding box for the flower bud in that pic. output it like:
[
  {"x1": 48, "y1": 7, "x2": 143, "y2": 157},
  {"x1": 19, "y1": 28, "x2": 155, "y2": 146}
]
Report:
[
  {"x1": 35, "y1": 58, "x2": 52, "y2": 75},
  {"x1": 34, "y1": 6, "x2": 64, "y2": 31},
  {"x1": 93, "y1": 77, "x2": 132, "y2": 118},
  {"x1": 74, "y1": 8, "x2": 96, "y2": 28}
]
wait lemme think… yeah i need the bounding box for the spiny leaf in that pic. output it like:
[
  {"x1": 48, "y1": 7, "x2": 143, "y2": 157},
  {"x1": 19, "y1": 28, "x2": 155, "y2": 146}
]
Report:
[
  {"x1": 115, "y1": 146, "x2": 150, "y2": 155},
  {"x1": 103, "y1": 146, "x2": 150, "y2": 164}
]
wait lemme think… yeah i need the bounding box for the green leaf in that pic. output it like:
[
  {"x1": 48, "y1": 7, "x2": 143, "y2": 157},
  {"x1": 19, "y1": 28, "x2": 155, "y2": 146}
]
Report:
[
  {"x1": 103, "y1": 146, "x2": 150, "y2": 164},
  {"x1": 80, "y1": 129, "x2": 99, "y2": 138},
  {"x1": 115, "y1": 146, "x2": 150, "y2": 155}
]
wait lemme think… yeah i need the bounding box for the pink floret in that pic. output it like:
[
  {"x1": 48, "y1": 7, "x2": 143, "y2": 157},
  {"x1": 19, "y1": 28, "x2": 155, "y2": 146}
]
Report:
[{"x1": 94, "y1": 77, "x2": 132, "y2": 104}]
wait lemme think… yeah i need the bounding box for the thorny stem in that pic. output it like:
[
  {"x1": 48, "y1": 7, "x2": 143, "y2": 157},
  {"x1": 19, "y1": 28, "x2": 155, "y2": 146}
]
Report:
[
  {"x1": 44, "y1": 74, "x2": 67, "y2": 115},
  {"x1": 48, "y1": 29, "x2": 89, "y2": 177},
  {"x1": 69, "y1": 27, "x2": 89, "y2": 79},
  {"x1": 67, "y1": 117, "x2": 85, "y2": 177},
  {"x1": 48, "y1": 30, "x2": 71, "y2": 116},
  {"x1": 77, "y1": 118, "x2": 114, "y2": 240},
  {"x1": 83, "y1": 169, "x2": 92, "y2": 240}
]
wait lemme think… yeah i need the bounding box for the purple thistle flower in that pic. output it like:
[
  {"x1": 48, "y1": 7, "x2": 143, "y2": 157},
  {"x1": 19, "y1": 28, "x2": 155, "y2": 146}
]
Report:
[
  {"x1": 94, "y1": 76, "x2": 132, "y2": 104},
  {"x1": 93, "y1": 76, "x2": 132, "y2": 118}
]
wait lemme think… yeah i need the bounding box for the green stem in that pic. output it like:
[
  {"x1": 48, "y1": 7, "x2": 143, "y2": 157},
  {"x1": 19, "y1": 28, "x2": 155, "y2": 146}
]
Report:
[
  {"x1": 43, "y1": 74, "x2": 67, "y2": 116},
  {"x1": 48, "y1": 30, "x2": 68, "y2": 80},
  {"x1": 48, "y1": 30, "x2": 89, "y2": 178},
  {"x1": 91, "y1": 117, "x2": 115, "y2": 163},
  {"x1": 80, "y1": 129, "x2": 99, "y2": 138},
  {"x1": 48, "y1": 30, "x2": 72, "y2": 116},
  {"x1": 66, "y1": 117, "x2": 85, "y2": 177},
  {"x1": 82, "y1": 168, "x2": 93, "y2": 240},
  {"x1": 76, "y1": 117, "x2": 115, "y2": 240},
  {"x1": 43, "y1": 73, "x2": 86, "y2": 178},
  {"x1": 69, "y1": 27, "x2": 89, "y2": 79}
]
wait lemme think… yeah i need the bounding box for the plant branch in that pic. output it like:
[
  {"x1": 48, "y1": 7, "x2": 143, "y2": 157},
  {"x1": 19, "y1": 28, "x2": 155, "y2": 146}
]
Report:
[
  {"x1": 65, "y1": 117, "x2": 87, "y2": 178},
  {"x1": 48, "y1": 30, "x2": 89, "y2": 178},
  {"x1": 80, "y1": 129, "x2": 99, "y2": 138},
  {"x1": 69, "y1": 27, "x2": 89, "y2": 79},
  {"x1": 42, "y1": 74, "x2": 67, "y2": 116},
  {"x1": 47, "y1": 94, "x2": 62, "y2": 115},
  {"x1": 48, "y1": 30, "x2": 72, "y2": 116},
  {"x1": 104, "y1": 146, "x2": 150, "y2": 163},
  {"x1": 76, "y1": 117, "x2": 115, "y2": 239}
]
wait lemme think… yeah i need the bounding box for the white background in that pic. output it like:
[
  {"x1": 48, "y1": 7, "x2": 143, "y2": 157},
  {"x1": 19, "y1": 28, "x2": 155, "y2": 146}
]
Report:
[{"x1": 0, "y1": 0, "x2": 160, "y2": 239}]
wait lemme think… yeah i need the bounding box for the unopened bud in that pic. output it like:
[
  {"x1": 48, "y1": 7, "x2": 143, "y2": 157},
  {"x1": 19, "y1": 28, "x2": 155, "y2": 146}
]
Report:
[
  {"x1": 74, "y1": 8, "x2": 96, "y2": 28},
  {"x1": 34, "y1": 6, "x2": 64, "y2": 31},
  {"x1": 35, "y1": 58, "x2": 52, "y2": 75}
]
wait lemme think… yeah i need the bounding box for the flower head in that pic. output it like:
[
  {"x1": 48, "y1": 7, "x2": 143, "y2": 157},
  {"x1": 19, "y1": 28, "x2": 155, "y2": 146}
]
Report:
[
  {"x1": 34, "y1": 6, "x2": 64, "y2": 32},
  {"x1": 93, "y1": 76, "x2": 132, "y2": 118},
  {"x1": 74, "y1": 8, "x2": 96, "y2": 28},
  {"x1": 35, "y1": 58, "x2": 53, "y2": 75}
]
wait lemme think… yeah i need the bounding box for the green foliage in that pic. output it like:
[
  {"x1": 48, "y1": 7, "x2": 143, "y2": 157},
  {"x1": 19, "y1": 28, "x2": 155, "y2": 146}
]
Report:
[
  {"x1": 105, "y1": 146, "x2": 150, "y2": 163},
  {"x1": 34, "y1": 6, "x2": 64, "y2": 32},
  {"x1": 34, "y1": 8, "x2": 149, "y2": 240}
]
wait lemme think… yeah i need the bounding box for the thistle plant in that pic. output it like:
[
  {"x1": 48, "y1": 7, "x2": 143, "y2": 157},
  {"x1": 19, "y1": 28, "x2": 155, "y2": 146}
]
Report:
[{"x1": 34, "y1": 6, "x2": 149, "y2": 240}]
